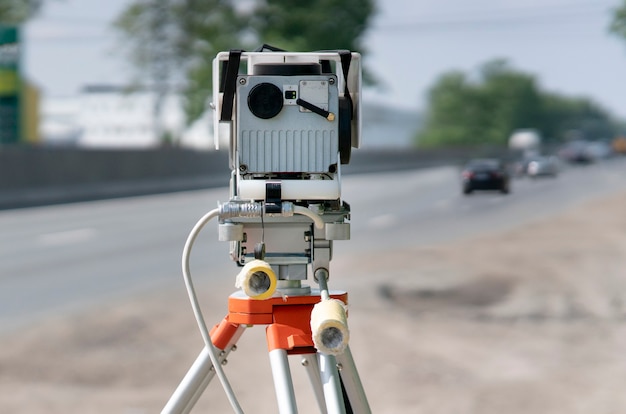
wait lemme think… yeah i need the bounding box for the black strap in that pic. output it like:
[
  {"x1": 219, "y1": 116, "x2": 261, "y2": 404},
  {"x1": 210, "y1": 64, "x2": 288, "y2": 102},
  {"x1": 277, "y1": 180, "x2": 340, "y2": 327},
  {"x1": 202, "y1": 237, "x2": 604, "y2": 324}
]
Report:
[
  {"x1": 220, "y1": 49, "x2": 242, "y2": 122},
  {"x1": 254, "y1": 44, "x2": 286, "y2": 52},
  {"x1": 264, "y1": 182, "x2": 282, "y2": 213},
  {"x1": 338, "y1": 50, "x2": 353, "y2": 119}
]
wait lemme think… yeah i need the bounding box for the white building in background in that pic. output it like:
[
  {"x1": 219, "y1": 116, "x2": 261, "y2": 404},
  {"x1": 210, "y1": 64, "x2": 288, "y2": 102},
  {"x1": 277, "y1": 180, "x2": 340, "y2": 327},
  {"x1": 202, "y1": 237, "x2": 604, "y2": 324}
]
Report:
[
  {"x1": 40, "y1": 86, "x2": 420, "y2": 149},
  {"x1": 39, "y1": 96, "x2": 83, "y2": 145},
  {"x1": 39, "y1": 85, "x2": 214, "y2": 149},
  {"x1": 78, "y1": 85, "x2": 168, "y2": 148}
]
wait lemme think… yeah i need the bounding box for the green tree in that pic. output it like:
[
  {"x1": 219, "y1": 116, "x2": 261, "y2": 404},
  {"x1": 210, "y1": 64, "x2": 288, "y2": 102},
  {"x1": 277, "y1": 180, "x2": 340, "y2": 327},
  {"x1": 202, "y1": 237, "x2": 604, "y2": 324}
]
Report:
[
  {"x1": 114, "y1": 0, "x2": 179, "y2": 144},
  {"x1": 418, "y1": 60, "x2": 544, "y2": 147},
  {"x1": 114, "y1": 0, "x2": 376, "y2": 125},
  {"x1": 541, "y1": 93, "x2": 617, "y2": 141},
  {"x1": 478, "y1": 60, "x2": 545, "y2": 142},
  {"x1": 417, "y1": 60, "x2": 617, "y2": 148},
  {"x1": 417, "y1": 71, "x2": 478, "y2": 146},
  {"x1": 0, "y1": 0, "x2": 41, "y2": 24},
  {"x1": 252, "y1": 0, "x2": 372, "y2": 52},
  {"x1": 609, "y1": 0, "x2": 626, "y2": 40}
]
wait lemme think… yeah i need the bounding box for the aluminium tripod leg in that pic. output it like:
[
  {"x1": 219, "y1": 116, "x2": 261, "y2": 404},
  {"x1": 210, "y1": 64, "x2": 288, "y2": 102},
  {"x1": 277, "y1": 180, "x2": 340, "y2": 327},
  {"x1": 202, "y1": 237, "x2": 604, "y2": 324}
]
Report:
[
  {"x1": 269, "y1": 349, "x2": 299, "y2": 414},
  {"x1": 319, "y1": 353, "x2": 347, "y2": 414},
  {"x1": 301, "y1": 354, "x2": 328, "y2": 413},
  {"x1": 336, "y1": 346, "x2": 371, "y2": 414},
  {"x1": 162, "y1": 321, "x2": 245, "y2": 414}
]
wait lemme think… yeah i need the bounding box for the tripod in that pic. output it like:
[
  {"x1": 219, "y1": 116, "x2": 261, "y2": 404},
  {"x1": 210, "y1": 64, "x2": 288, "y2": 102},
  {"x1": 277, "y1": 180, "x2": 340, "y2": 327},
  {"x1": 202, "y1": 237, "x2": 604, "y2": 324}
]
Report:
[
  {"x1": 162, "y1": 280, "x2": 371, "y2": 413},
  {"x1": 162, "y1": 46, "x2": 368, "y2": 413},
  {"x1": 161, "y1": 201, "x2": 370, "y2": 413}
]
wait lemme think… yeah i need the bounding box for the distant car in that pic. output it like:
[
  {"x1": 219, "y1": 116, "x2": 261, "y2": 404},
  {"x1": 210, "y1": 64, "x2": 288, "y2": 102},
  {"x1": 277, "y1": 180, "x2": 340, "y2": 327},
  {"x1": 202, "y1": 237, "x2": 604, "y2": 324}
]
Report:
[
  {"x1": 461, "y1": 158, "x2": 510, "y2": 195},
  {"x1": 585, "y1": 141, "x2": 612, "y2": 160},
  {"x1": 558, "y1": 140, "x2": 594, "y2": 164},
  {"x1": 526, "y1": 156, "x2": 559, "y2": 178},
  {"x1": 513, "y1": 155, "x2": 534, "y2": 177}
]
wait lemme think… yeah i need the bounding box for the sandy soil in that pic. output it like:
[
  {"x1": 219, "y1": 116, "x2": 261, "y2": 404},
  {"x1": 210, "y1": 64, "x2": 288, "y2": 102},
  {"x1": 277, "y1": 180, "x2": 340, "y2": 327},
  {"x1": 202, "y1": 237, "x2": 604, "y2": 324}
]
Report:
[{"x1": 2, "y1": 190, "x2": 626, "y2": 413}]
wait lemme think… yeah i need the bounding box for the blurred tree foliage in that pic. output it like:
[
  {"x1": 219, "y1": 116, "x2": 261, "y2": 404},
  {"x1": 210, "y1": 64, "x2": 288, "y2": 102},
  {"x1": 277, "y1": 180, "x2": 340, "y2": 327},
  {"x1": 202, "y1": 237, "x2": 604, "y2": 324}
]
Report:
[
  {"x1": 417, "y1": 60, "x2": 618, "y2": 148},
  {"x1": 609, "y1": 0, "x2": 626, "y2": 40},
  {"x1": 0, "y1": 0, "x2": 41, "y2": 24},
  {"x1": 114, "y1": 0, "x2": 376, "y2": 124}
]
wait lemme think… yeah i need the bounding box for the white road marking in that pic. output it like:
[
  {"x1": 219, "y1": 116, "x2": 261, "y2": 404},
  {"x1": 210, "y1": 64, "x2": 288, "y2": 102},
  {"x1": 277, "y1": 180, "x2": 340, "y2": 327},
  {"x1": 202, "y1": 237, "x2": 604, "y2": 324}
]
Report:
[{"x1": 37, "y1": 228, "x2": 97, "y2": 246}]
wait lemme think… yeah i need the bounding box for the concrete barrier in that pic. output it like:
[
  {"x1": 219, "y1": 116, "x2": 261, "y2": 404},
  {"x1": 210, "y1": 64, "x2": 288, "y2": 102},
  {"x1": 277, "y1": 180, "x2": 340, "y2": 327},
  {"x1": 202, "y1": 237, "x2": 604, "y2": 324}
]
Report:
[{"x1": 0, "y1": 145, "x2": 508, "y2": 209}]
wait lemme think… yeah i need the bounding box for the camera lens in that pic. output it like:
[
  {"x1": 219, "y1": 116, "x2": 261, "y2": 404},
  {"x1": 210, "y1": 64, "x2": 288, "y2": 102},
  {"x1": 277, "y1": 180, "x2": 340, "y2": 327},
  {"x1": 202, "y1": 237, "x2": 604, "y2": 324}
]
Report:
[{"x1": 247, "y1": 83, "x2": 283, "y2": 119}]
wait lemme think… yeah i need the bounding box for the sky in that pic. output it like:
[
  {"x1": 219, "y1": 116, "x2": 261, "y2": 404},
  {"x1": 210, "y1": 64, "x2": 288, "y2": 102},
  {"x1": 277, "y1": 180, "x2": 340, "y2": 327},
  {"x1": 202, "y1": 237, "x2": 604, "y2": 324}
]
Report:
[{"x1": 22, "y1": 0, "x2": 626, "y2": 119}]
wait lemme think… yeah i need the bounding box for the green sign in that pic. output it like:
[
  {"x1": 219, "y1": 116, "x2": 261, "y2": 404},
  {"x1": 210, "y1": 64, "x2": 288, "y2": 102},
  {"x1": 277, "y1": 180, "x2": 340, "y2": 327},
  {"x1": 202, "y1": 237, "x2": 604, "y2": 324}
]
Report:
[
  {"x1": 0, "y1": 26, "x2": 18, "y2": 61},
  {"x1": 0, "y1": 25, "x2": 19, "y2": 144}
]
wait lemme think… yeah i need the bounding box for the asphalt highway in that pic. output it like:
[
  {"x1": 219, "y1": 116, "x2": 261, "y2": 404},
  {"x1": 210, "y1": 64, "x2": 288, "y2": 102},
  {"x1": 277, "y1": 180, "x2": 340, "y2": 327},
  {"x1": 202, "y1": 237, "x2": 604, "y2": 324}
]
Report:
[{"x1": 1, "y1": 159, "x2": 625, "y2": 334}]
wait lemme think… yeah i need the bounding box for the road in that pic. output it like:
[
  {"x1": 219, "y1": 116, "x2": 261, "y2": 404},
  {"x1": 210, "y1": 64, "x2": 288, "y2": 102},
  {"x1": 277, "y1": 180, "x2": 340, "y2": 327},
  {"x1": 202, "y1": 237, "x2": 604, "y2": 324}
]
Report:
[
  {"x1": 1, "y1": 158, "x2": 625, "y2": 334},
  {"x1": 344, "y1": 158, "x2": 626, "y2": 252}
]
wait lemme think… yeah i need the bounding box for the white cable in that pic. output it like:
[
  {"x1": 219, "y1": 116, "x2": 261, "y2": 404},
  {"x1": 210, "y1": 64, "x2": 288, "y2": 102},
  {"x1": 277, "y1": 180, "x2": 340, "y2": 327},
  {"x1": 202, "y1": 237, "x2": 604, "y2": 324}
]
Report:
[
  {"x1": 182, "y1": 208, "x2": 244, "y2": 413},
  {"x1": 180, "y1": 203, "x2": 323, "y2": 413},
  {"x1": 293, "y1": 205, "x2": 325, "y2": 229}
]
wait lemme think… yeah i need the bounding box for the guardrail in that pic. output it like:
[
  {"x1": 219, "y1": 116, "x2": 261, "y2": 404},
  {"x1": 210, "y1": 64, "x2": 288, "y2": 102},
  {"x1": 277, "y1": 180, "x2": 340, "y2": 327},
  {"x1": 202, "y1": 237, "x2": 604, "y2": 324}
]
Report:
[{"x1": 0, "y1": 145, "x2": 509, "y2": 209}]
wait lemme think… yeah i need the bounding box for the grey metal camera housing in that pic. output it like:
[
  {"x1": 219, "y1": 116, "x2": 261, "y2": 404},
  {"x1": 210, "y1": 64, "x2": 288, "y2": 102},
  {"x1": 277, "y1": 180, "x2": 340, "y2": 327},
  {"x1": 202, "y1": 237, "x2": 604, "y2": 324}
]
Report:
[
  {"x1": 213, "y1": 50, "x2": 360, "y2": 276},
  {"x1": 236, "y1": 74, "x2": 340, "y2": 175},
  {"x1": 212, "y1": 50, "x2": 361, "y2": 202}
]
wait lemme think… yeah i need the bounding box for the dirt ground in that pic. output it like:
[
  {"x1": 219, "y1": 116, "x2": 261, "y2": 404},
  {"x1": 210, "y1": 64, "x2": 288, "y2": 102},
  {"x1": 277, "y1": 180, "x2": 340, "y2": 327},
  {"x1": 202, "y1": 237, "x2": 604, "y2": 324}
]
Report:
[{"x1": 2, "y1": 190, "x2": 626, "y2": 413}]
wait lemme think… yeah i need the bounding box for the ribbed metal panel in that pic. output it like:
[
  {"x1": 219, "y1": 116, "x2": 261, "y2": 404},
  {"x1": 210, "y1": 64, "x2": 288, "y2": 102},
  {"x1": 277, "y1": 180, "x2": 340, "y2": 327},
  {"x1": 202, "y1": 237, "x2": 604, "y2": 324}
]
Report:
[{"x1": 240, "y1": 129, "x2": 338, "y2": 173}]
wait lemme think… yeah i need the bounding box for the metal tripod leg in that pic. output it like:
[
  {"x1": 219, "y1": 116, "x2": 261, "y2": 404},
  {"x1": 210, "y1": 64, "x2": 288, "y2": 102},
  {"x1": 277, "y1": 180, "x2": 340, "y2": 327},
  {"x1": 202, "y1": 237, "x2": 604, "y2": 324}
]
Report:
[
  {"x1": 269, "y1": 350, "x2": 349, "y2": 414},
  {"x1": 162, "y1": 323, "x2": 245, "y2": 414},
  {"x1": 319, "y1": 352, "x2": 346, "y2": 414},
  {"x1": 269, "y1": 349, "x2": 299, "y2": 414},
  {"x1": 301, "y1": 354, "x2": 327, "y2": 413},
  {"x1": 337, "y1": 346, "x2": 371, "y2": 414},
  {"x1": 304, "y1": 347, "x2": 371, "y2": 414},
  {"x1": 164, "y1": 291, "x2": 371, "y2": 413}
]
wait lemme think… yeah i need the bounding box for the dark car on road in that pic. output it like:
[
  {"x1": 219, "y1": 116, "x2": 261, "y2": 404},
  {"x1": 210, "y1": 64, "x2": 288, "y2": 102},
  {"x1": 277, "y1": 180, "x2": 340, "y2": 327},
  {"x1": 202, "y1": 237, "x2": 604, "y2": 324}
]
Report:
[{"x1": 461, "y1": 158, "x2": 510, "y2": 195}]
